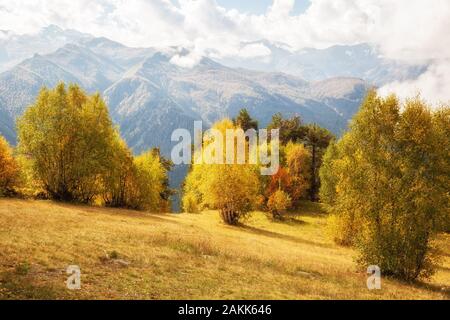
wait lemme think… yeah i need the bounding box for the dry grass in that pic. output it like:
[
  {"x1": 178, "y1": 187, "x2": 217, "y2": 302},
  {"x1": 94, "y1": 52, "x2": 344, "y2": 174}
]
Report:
[{"x1": 0, "y1": 198, "x2": 448, "y2": 300}]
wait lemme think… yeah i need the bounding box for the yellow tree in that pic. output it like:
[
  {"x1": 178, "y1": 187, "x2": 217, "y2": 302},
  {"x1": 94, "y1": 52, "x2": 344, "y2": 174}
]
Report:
[
  {"x1": 17, "y1": 83, "x2": 116, "y2": 202},
  {"x1": 432, "y1": 107, "x2": 450, "y2": 232},
  {"x1": 0, "y1": 135, "x2": 19, "y2": 196},
  {"x1": 128, "y1": 150, "x2": 166, "y2": 212},
  {"x1": 324, "y1": 90, "x2": 449, "y2": 280},
  {"x1": 285, "y1": 142, "x2": 311, "y2": 206},
  {"x1": 183, "y1": 119, "x2": 261, "y2": 225},
  {"x1": 102, "y1": 133, "x2": 135, "y2": 208}
]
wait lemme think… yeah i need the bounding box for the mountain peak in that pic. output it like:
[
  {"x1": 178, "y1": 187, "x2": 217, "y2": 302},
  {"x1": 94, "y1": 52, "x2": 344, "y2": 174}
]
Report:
[{"x1": 40, "y1": 24, "x2": 64, "y2": 35}]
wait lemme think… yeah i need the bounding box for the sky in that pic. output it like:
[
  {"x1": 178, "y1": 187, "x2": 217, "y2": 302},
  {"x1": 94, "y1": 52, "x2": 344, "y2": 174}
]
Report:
[
  {"x1": 215, "y1": 0, "x2": 311, "y2": 15},
  {"x1": 0, "y1": 0, "x2": 449, "y2": 103}
]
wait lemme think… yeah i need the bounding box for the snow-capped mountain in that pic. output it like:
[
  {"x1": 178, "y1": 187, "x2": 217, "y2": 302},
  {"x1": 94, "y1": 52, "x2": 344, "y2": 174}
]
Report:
[
  {"x1": 0, "y1": 25, "x2": 93, "y2": 73},
  {"x1": 218, "y1": 41, "x2": 427, "y2": 86}
]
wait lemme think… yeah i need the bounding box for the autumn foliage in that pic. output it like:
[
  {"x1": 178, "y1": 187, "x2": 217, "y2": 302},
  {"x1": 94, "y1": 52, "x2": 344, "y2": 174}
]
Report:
[
  {"x1": 320, "y1": 91, "x2": 450, "y2": 280},
  {"x1": 0, "y1": 136, "x2": 19, "y2": 196},
  {"x1": 15, "y1": 83, "x2": 169, "y2": 211}
]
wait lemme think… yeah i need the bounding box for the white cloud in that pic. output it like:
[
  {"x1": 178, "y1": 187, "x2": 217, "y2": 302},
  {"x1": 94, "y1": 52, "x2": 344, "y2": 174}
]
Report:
[
  {"x1": 238, "y1": 43, "x2": 272, "y2": 58},
  {"x1": 379, "y1": 60, "x2": 450, "y2": 105},
  {"x1": 0, "y1": 0, "x2": 449, "y2": 102},
  {"x1": 170, "y1": 50, "x2": 203, "y2": 68}
]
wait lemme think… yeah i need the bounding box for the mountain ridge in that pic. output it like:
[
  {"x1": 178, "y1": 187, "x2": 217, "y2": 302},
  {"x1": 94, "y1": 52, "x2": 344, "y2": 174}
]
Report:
[{"x1": 0, "y1": 39, "x2": 371, "y2": 151}]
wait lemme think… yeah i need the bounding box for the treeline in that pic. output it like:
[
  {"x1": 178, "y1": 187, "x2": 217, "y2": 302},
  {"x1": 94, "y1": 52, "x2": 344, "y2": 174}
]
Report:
[
  {"x1": 182, "y1": 109, "x2": 334, "y2": 223},
  {"x1": 0, "y1": 83, "x2": 172, "y2": 212},
  {"x1": 320, "y1": 91, "x2": 450, "y2": 280}
]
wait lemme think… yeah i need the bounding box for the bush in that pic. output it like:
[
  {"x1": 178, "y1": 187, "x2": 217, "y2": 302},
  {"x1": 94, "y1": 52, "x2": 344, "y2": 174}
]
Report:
[
  {"x1": 326, "y1": 213, "x2": 356, "y2": 247},
  {"x1": 102, "y1": 139, "x2": 167, "y2": 212},
  {"x1": 182, "y1": 193, "x2": 200, "y2": 213},
  {"x1": 267, "y1": 190, "x2": 292, "y2": 219},
  {"x1": 0, "y1": 135, "x2": 19, "y2": 196}
]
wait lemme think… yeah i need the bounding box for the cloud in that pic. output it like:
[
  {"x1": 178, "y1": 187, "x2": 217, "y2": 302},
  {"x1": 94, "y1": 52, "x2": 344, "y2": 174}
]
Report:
[
  {"x1": 379, "y1": 60, "x2": 450, "y2": 105},
  {"x1": 0, "y1": 0, "x2": 449, "y2": 102},
  {"x1": 238, "y1": 43, "x2": 272, "y2": 58},
  {"x1": 170, "y1": 50, "x2": 203, "y2": 68}
]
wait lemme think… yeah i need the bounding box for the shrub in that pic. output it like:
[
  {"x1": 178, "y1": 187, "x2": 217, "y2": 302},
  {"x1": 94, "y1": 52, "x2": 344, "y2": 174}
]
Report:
[
  {"x1": 182, "y1": 193, "x2": 200, "y2": 213},
  {"x1": 0, "y1": 135, "x2": 19, "y2": 196},
  {"x1": 326, "y1": 213, "x2": 356, "y2": 247},
  {"x1": 267, "y1": 190, "x2": 292, "y2": 219},
  {"x1": 102, "y1": 141, "x2": 167, "y2": 212}
]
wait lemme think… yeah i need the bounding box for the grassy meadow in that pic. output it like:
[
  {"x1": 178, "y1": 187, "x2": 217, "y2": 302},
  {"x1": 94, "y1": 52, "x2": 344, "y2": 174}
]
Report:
[{"x1": 0, "y1": 199, "x2": 448, "y2": 300}]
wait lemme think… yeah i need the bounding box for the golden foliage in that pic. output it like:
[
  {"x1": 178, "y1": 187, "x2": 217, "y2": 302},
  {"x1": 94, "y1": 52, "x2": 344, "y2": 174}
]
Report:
[
  {"x1": 267, "y1": 190, "x2": 292, "y2": 219},
  {"x1": 322, "y1": 90, "x2": 450, "y2": 280},
  {"x1": 0, "y1": 136, "x2": 19, "y2": 195},
  {"x1": 183, "y1": 119, "x2": 261, "y2": 224},
  {"x1": 17, "y1": 83, "x2": 169, "y2": 211}
]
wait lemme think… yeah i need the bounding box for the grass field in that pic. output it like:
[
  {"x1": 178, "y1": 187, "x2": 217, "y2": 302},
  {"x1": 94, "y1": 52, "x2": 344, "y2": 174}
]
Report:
[{"x1": 0, "y1": 198, "x2": 448, "y2": 300}]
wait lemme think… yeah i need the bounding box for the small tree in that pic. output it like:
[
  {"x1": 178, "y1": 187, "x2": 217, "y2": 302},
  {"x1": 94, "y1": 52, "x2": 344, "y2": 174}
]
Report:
[
  {"x1": 303, "y1": 124, "x2": 334, "y2": 201},
  {"x1": 0, "y1": 135, "x2": 19, "y2": 196},
  {"x1": 267, "y1": 190, "x2": 292, "y2": 219},
  {"x1": 102, "y1": 134, "x2": 135, "y2": 208},
  {"x1": 233, "y1": 108, "x2": 258, "y2": 132},
  {"x1": 102, "y1": 138, "x2": 167, "y2": 212},
  {"x1": 319, "y1": 140, "x2": 339, "y2": 207},
  {"x1": 129, "y1": 150, "x2": 166, "y2": 211},
  {"x1": 285, "y1": 142, "x2": 311, "y2": 206},
  {"x1": 182, "y1": 119, "x2": 261, "y2": 225},
  {"x1": 182, "y1": 193, "x2": 200, "y2": 213}
]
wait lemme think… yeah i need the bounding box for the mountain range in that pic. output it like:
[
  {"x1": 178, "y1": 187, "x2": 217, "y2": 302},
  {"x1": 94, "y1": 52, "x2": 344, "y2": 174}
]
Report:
[
  {"x1": 218, "y1": 40, "x2": 427, "y2": 86},
  {"x1": 0, "y1": 26, "x2": 384, "y2": 152}
]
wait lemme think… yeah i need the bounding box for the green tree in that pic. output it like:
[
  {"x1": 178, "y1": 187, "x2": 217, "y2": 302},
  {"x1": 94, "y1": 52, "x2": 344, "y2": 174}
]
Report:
[
  {"x1": 267, "y1": 113, "x2": 306, "y2": 144},
  {"x1": 303, "y1": 124, "x2": 334, "y2": 201},
  {"x1": 233, "y1": 108, "x2": 258, "y2": 132},
  {"x1": 319, "y1": 140, "x2": 339, "y2": 207}
]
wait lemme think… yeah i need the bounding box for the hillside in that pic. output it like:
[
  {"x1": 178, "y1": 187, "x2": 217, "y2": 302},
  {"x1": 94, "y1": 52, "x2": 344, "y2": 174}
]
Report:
[{"x1": 0, "y1": 199, "x2": 448, "y2": 300}]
